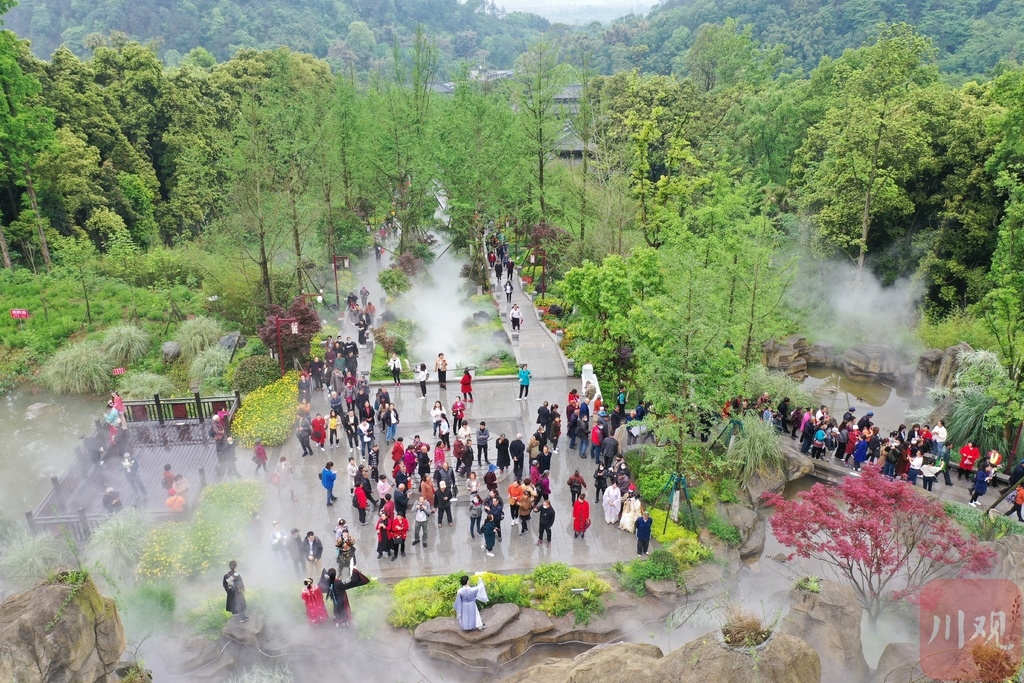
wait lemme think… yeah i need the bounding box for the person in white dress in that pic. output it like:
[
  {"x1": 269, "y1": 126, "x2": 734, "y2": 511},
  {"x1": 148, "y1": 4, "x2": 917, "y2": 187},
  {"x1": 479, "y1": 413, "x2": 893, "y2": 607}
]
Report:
[
  {"x1": 455, "y1": 575, "x2": 489, "y2": 631},
  {"x1": 618, "y1": 493, "x2": 642, "y2": 533},
  {"x1": 602, "y1": 484, "x2": 621, "y2": 524}
]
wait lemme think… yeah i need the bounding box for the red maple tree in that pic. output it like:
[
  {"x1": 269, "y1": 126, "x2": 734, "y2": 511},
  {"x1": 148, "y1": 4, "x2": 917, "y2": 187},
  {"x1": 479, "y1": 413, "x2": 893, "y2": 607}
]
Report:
[
  {"x1": 763, "y1": 466, "x2": 996, "y2": 619},
  {"x1": 256, "y1": 298, "x2": 321, "y2": 369}
]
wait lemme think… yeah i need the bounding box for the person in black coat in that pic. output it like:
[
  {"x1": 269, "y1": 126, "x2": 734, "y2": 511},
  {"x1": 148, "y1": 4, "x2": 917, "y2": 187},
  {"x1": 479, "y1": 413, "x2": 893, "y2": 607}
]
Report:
[
  {"x1": 434, "y1": 481, "x2": 453, "y2": 526},
  {"x1": 223, "y1": 561, "x2": 248, "y2": 622},
  {"x1": 495, "y1": 434, "x2": 510, "y2": 472},
  {"x1": 393, "y1": 484, "x2": 409, "y2": 517},
  {"x1": 510, "y1": 435, "x2": 526, "y2": 479},
  {"x1": 536, "y1": 500, "x2": 555, "y2": 546}
]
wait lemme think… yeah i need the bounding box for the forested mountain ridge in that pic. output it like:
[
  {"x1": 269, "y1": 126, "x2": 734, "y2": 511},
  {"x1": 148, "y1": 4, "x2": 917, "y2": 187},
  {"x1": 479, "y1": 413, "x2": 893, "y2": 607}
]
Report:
[
  {"x1": 609, "y1": 0, "x2": 1024, "y2": 76},
  {"x1": 6, "y1": 0, "x2": 1024, "y2": 76},
  {"x1": 4, "y1": 0, "x2": 556, "y2": 69}
]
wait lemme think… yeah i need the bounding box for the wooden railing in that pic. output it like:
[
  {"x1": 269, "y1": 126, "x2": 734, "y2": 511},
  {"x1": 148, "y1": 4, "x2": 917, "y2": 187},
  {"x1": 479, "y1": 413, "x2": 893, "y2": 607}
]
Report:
[{"x1": 123, "y1": 391, "x2": 241, "y2": 426}]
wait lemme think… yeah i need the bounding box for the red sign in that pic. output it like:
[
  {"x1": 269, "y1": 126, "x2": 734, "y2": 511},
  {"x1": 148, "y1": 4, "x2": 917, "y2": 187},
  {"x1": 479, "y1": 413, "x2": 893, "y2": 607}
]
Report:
[
  {"x1": 919, "y1": 578, "x2": 1022, "y2": 682},
  {"x1": 112, "y1": 368, "x2": 126, "y2": 376},
  {"x1": 10, "y1": 309, "x2": 29, "y2": 319}
]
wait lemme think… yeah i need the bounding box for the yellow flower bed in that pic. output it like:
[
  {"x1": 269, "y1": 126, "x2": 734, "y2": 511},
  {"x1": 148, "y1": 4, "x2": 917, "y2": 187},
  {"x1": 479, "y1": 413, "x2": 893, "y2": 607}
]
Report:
[
  {"x1": 231, "y1": 371, "x2": 299, "y2": 448},
  {"x1": 138, "y1": 481, "x2": 265, "y2": 582}
]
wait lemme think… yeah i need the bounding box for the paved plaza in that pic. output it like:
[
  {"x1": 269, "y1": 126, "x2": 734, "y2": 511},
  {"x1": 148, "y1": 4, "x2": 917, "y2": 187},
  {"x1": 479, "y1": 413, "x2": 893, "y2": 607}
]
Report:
[{"x1": 253, "y1": 252, "x2": 641, "y2": 582}]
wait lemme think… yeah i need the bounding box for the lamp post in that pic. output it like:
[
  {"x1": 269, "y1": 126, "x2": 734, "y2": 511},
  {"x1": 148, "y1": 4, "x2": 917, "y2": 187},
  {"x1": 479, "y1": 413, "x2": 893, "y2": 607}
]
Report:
[
  {"x1": 274, "y1": 316, "x2": 298, "y2": 376},
  {"x1": 298, "y1": 291, "x2": 324, "y2": 308}
]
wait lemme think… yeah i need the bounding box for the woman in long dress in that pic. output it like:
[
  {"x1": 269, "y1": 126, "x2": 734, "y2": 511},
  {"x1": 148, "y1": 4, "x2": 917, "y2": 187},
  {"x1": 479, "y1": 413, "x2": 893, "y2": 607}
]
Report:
[
  {"x1": 319, "y1": 567, "x2": 371, "y2": 627},
  {"x1": 602, "y1": 484, "x2": 621, "y2": 524},
  {"x1": 618, "y1": 493, "x2": 642, "y2": 533},
  {"x1": 454, "y1": 575, "x2": 489, "y2": 631},
  {"x1": 301, "y1": 578, "x2": 329, "y2": 625}
]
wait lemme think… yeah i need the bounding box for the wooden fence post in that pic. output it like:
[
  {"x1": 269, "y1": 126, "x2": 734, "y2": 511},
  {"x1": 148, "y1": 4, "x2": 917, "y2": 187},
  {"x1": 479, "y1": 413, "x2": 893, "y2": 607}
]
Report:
[
  {"x1": 154, "y1": 394, "x2": 164, "y2": 426},
  {"x1": 77, "y1": 507, "x2": 89, "y2": 541},
  {"x1": 199, "y1": 467, "x2": 207, "y2": 488},
  {"x1": 195, "y1": 392, "x2": 204, "y2": 423},
  {"x1": 24, "y1": 510, "x2": 36, "y2": 534}
]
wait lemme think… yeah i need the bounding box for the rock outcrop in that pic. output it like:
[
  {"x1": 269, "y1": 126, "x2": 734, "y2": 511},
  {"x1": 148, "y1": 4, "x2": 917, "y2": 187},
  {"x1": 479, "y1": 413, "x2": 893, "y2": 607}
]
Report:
[
  {"x1": 162, "y1": 341, "x2": 182, "y2": 362},
  {"x1": 870, "y1": 642, "x2": 937, "y2": 683},
  {"x1": 990, "y1": 534, "x2": 1024, "y2": 586},
  {"x1": 780, "y1": 579, "x2": 870, "y2": 682},
  {"x1": 933, "y1": 342, "x2": 973, "y2": 390},
  {"x1": 504, "y1": 632, "x2": 821, "y2": 683},
  {"x1": 217, "y1": 332, "x2": 243, "y2": 352},
  {"x1": 0, "y1": 576, "x2": 126, "y2": 683},
  {"x1": 716, "y1": 502, "x2": 764, "y2": 561},
  {"x1": 762, "y1": 336, "x2": 810, "y2": 380},
  {"x1": 806, "y1": 342, "x2": 836, "y2": 367},
  {"x1": 414, "y1": 604, "x2": 619, "y2": 668},
  {"x1": 840, "y1": 343, "x2": 902, "y2": 382}
]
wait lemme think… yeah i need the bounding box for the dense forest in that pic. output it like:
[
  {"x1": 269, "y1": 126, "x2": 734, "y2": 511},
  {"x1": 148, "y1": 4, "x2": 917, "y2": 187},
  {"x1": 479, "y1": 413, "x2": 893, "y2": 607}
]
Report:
[
  {"x1": 6, "y1": 0, "x2": 1024, "y2": 75},
  {"x1": 2, "y1": 0, "x2": 1024, "y2": 442}
]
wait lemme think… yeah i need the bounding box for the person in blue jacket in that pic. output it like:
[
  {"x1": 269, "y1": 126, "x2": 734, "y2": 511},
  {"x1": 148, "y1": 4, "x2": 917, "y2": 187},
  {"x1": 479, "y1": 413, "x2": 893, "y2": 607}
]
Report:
[
  {"x1": 853, "y1": 435, "x2": 870, "y2": 472},
  {"x1": 322, "y1": 462, "x2": 338, "y2": 507},
  {"x1": 517, "y1": 364, "x2": 532, "y2": 400},
  {"x1": 635, "y1": 509, "x2": 653, "y2": 556}
]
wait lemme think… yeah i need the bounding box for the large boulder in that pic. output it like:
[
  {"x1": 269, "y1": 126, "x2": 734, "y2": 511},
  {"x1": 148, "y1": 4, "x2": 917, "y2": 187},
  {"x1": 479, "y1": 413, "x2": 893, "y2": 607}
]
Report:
[
  {"x1": 989, "y1": 534, "x2": 1024, "y2": 586},
  {"x1": 716, "y1": 502, "x2": 764, "y2": 561},
  {"x1": 780, "y1": 579, "x2": 870, "y2": 682},
  {"x1": 933, "y1": 342, "x2": 973, "y2": 390},
  {"x1": 762, "y1": 336, "x2": 810, "y2": 381},
  {"x1": 914, "y1": 348, "x2": 945, "y2": 392},
  {"x1": 657, "y1": 631, "x2": 820, "y2": 683},
  {"x1": 840, "y1": 344, "x2": 902, "y2": 382},
  {"x1": 504, "y1": 632, "x2": 820, "y2": 683},
  {"x1": 0, "y1": 576, "x2": 126, "y2": 683},
  {"x1": 218, "y1": 332, "x2": 243, "y2": 352},
  {"x1": 502, "y1": 642, "x2": 664, "y2": 683},
  {"x1": 870, "y1": 642, "x2": 937, "y2": 683},
  {"x1": 806, "y1": 342, "x2": 836, "y2": 367},
  {"x1": 414, "y1": 604, "x2": 618, "y2": 668},
  {"x1": 162, "y1": 341, "x2": 182, "y2": 363}
]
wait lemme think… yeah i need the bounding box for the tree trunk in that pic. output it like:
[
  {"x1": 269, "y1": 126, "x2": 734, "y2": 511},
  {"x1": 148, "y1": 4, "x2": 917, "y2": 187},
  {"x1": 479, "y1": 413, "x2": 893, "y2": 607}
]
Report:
[
  {"x1": 23, "y1": 165, "x2": 51, "y2": 270},
  {"x1": 80, "y1": 266, "x2": 92, "y2": 325},
  {"x1": 0, "y1": 222, "x2": 11, "y2": 269},
  {"x1": 857, "y1": 125, "x2": 884, "y2": 281},
  {"x1": 289, "y1": 178, "x2": 303, "y2": 295}
]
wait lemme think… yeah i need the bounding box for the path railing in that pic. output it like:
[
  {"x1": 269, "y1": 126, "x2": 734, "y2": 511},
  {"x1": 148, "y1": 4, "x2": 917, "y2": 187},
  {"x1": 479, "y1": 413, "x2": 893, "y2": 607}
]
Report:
[{"x1": 124, "y1": 391, "x2": 241, "y2": 425}]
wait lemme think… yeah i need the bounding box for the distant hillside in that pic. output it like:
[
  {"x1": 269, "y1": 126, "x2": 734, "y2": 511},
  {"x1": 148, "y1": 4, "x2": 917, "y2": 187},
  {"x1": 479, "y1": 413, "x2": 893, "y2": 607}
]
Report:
[
  {"x1": 4, "y1": 0, "x2": 555, "y2": 70},
  {"x1": 604, "y1": 0, "x2": 1024, "y2": 75}
]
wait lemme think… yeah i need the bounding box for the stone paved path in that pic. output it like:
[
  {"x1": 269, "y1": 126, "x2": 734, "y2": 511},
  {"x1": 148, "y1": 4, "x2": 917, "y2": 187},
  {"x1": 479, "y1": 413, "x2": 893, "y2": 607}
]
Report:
[{"x1": 250, "y1": 246, "x2": 640, "y2": 585}]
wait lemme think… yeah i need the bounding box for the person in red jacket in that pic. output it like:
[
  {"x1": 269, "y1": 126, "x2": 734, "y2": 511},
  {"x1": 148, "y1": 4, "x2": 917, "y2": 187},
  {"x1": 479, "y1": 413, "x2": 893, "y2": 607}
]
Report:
[
  {"x1": 460, "y1": 370, "x2": 474, "y2": 402},
  {"x1": 311, "y1": 413, "x2": 327, "y2": 452},
  {"x1": 354, "y1": 485, "x2": 369, "y2": 525},
  {"x1": 959, "y1": 442, "x2": 980, "y2": 480},
  {"x1": 572, "y1": 493, "x2": 591, "y2": 540},
  {"x1": 387, "y1": 513, "x2": 409, "y2": 560}
]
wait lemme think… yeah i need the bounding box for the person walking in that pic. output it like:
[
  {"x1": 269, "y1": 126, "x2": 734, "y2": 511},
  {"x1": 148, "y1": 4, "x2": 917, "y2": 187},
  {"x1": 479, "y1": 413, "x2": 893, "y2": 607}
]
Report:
[
  {"x1": 1003, "y1": 485, "x2": 1024, "y2": 522},
  {"x1": 635, "y1": 509, "x2": 653, "y2": 556},
  {"x1": 411, "y1": 496, "x2": 434, "y2": 548},
  {"x1": 387, "y1": 513, "x2": 409, "y2": 560},
  {"x1": 275, "y1": 456, "x2": 297, "y2": 501},
  {"x1": 434, "y1": 480, "x2": 453, "y2": 527},
  {"x1": 223, "y1": 560, "x2": 248, "y2": 622},
  {"x1": 536, "y1": 499, "x2": 555, "y2": 546},
  {"x1": 970, "y1": 464, "x2": 993, "y2": 507},
  {"x1": 321, "y1": 461, "x2": 338, "y2": 507},
  {"x1": 572, "y1": 492, "x2": 590, "y2": 539},
  {"x1": 354, "y1": 483, "x2": 369, "y2": 524},
  {"x1": 567, "y1": 469, "x2": 587, "y2": 506},
  {"x1": 304, "y1": 532, "x2": 324, "y2": 577},
  {"x1": 510, "y1": 304, "x2": 522, "y2": 332},
  {"x1": 253, "y1": 439, "x2": 268, "y2": 475},
  {"x1": 517, "y1": 364, "x2": 531, "y2": 400},
  {"x1": 517, "y1": 482, "x2": 535, "y2": 536},
  {"x1": 510, "y1": 434, "x2": 525, "y2": 479},
  {"x1": 460, "y1": 369, "x2": 474, "y2": 402},
  {"x1": 121, "y1": 452, "x2": 148, "y2": 499},
  {"x1": 503, "y1": 279, "x2": 513, "y2": 303},
  {"x1": 481, "y1": 514, "x2": 497, "y2": 556},
  {"x1": 469, "y1": 493, "x2": 484, "y2": 539}
]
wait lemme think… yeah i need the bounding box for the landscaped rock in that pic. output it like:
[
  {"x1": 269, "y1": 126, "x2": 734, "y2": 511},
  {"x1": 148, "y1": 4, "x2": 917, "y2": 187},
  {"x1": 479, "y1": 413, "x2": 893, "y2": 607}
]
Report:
[
  {"x1": 933, "y1": 342, "x2": 973, "y2": 390},
  {"x1": 715, "y1": 502, "x2": 764, "y2": 560},
  {"x1": 644, "y1": 579, "x2": 678, "y2": 596},
  {"x1": 0, "y1": 577, "x2": 126, "y2": 683},
  {"x1": 870, "y1": 642, "x2": 937, "y2": 683},
  {"x1": 503, "y1": 631, "x2": 821, "y2": 683},
  {"x1": 840, "y1": 343, "x2": 902, "y2": 382},
  {"x1": 780, "y1": 579, "x2": 870, "y2": 682},
  {"x1": 218, "y1": 332, "x2": 243, "y2": 352},
  {"x1": 806, "y1": 342, "x2": 836, "y2": 366},
  {"x1": 914, "y1": 348, "x2": 945, "y2": 391},
  {"x1": 162, "y1": 341, "x2": 182, "y2": 362},
  {"x1": 502, "y1": 642, "x2": 664, "y2": 683},
  {"x1": 762, "y1": 336, "x2": 810, "y2": 381},
  {"x1": 990, "y1": 534, "x2": 1024, "y2": 586},
  {"x1": 222, "y1": 613, "x2": 264, "y2": 647},
  {"x1": 657, "y1": 631, "x2": 821, "y2": 683},
  {"x1": 414, "y1": 604, "x2": 619, "y2": 668}
]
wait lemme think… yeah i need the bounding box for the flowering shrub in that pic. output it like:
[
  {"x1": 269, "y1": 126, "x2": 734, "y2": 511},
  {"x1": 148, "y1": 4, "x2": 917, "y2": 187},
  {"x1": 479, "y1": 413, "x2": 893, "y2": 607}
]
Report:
[
  {"x1": 138, "y1": 481, "x2": 265, "y2": 582},
  {"x1": 230, "y1": 371, "x2": 299, "y2": 447}
]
